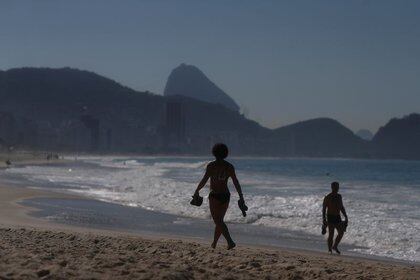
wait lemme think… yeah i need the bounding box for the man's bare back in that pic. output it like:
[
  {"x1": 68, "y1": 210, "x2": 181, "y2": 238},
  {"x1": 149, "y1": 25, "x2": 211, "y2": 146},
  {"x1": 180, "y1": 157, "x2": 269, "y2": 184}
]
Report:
[{"x1": 323, "y1": 193, "x2": 343, "y2": 216}]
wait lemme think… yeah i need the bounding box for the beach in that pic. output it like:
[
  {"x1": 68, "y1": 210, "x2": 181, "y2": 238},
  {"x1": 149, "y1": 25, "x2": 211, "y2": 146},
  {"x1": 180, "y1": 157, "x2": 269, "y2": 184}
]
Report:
[
  {"x1": 2, "y1": 1, "x2": 420, "y2": 278},
  {"x1": 0, "y1": 181, "x2": 419, "y2": 279}
]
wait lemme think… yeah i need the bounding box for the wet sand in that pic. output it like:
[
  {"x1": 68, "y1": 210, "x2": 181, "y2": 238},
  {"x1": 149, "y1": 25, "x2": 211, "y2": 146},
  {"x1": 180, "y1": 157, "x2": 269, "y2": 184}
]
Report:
[{"x1": 0, "y1": 184, "x2": 418, "y2": 279}]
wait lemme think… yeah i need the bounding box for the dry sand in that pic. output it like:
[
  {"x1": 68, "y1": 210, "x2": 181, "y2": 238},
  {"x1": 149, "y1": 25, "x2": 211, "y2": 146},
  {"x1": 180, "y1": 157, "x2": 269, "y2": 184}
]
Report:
[
  {"x1": 1, "y1": 227, "x2": 419, "y2": 280},
  {"x1": 0, "y1": 182, "x2": 418, "y2": 279}
]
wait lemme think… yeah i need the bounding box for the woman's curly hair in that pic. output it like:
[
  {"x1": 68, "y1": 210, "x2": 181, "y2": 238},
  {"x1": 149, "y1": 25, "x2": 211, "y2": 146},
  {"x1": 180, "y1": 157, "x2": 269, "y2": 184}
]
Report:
[{"x1": 212, "y1": 143, "x2": 229, "y2": 160}]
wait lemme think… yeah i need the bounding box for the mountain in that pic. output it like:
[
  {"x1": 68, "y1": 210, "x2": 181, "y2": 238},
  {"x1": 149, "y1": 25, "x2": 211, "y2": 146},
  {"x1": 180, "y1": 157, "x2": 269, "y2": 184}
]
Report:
[
  {"x1": 356, "y1": 129, "x2": 374, "y2": 140},
  {"x1": 0, "y1": 67, "x2": 162, "y2": 123},
  {"x1": 1, "y1": 67, "x2": 419, "y2": 159},
  {"x1": 273, "y1": 118, "x2": 368, "y2": 157},
  {"x1": 163, "y1": 63, "x2": 240, "y2": 112},
  {"x1": 0, "y1": 67, "x2": 265, "y2": 154},
  {"x1": 372, "y1": 113, "x2": 420, "y2": 159}
]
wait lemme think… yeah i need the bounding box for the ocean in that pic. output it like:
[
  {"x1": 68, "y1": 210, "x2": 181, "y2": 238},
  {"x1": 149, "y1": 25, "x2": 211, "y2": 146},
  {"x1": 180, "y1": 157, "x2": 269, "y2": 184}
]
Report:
[{"x1": 3, "y1": 156, "x2": 420, "y2": 262}]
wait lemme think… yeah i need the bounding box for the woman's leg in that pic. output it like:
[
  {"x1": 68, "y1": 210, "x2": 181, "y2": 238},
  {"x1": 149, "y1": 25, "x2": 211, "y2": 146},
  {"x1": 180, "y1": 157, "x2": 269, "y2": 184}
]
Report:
[
  {"x1": 210, "y1": 208, "x2": 222, "y2": 249},
  {"x1": 209, "y1": 197, "x2": 234, "y2": 249},
  {"x1": 209, "y1": 197, "x2": 224, "y2": 247},
  {"x1": 211, "y1": 221, "x2": 222, "y2": 248}
]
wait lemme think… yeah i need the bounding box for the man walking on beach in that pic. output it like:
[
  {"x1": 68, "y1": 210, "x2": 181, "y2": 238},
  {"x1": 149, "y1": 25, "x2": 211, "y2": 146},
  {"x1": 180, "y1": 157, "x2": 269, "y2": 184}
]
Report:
[{"x1": 322, "y1": 182, "x2": 348, "y2": 254}]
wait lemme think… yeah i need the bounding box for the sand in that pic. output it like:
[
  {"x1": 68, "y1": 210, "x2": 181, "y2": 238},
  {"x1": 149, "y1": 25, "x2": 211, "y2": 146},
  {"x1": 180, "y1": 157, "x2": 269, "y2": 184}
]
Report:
[
  {"x1": 0, "y1": 183, "x2": 418, "y2": 279},
  {"x1": 0, "y1": 227, "x2": 418, "y2": 280}
]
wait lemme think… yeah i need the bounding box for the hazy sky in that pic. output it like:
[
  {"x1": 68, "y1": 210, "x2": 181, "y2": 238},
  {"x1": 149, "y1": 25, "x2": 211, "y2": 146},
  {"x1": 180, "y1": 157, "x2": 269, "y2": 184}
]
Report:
[{"x1": 1, "y1": 1, "x2": 419, "y2": 132}]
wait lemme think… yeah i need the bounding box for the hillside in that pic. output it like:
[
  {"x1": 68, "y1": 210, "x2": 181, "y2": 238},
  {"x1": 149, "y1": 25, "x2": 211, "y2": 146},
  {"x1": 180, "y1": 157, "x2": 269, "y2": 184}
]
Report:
[
  {"x1": 372, "y1": 113, "x2": 420, "y2": 159},
  {"x1": 164, "y1": 64, "x2": 240, "y2": 112},
  {"x1": 0, "y1": 67, "x2": 265, "y2": 154},
  {"x1": 356, "y1": 129, "x2": 373, "y2": 140},
  {"x1": 273, "y1": 118, "x2": 368, "y2": 157},
  {"x1": 1, "y1": 67, "x2": 419, "y2": 159},
  {"x1": 0, "y1": 67, "x2": 162, "y2": 122}
]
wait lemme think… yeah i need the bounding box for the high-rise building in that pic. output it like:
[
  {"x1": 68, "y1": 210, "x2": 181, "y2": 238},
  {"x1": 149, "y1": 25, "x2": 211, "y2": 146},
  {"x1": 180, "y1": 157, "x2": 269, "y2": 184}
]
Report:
[
  {"x1": 0, "y1": 112, "x2": 16, "y2": 146},
  {"x1": 165, "y1": 100, "x2": 185, "y2": 144}
]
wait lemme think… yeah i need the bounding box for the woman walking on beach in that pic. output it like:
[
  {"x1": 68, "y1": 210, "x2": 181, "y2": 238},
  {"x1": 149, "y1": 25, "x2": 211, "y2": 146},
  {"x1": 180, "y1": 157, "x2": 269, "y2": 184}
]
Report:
[{"x1": 193, "y1": 143, "x2": 246, "y2": 249}]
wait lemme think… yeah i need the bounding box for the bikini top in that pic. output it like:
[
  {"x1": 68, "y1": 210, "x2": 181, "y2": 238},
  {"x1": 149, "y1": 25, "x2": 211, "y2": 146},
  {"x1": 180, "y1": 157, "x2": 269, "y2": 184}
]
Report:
[{"x1": 215, "y1": 167, "x2": 229, "y2": 181}]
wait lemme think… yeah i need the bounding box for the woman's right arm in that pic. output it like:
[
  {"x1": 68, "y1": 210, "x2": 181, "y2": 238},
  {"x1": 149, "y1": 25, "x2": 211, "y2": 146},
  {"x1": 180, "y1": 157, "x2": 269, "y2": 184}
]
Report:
[{"x1": 194, "y1": 165, "x2": 210, "y2": 195}]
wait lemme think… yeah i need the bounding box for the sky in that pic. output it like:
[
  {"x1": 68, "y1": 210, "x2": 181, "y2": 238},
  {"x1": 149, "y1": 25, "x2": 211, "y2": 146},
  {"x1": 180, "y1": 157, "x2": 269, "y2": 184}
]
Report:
[{"x1": 1, "y1": 1, "x2": 419, "y2": 133}]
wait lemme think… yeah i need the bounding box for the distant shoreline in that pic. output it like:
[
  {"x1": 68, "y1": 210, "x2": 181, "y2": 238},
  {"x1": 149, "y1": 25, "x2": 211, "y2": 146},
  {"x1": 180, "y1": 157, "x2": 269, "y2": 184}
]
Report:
[{"x1": 3, "y1": 150, "x2": 420, "y2": 164}]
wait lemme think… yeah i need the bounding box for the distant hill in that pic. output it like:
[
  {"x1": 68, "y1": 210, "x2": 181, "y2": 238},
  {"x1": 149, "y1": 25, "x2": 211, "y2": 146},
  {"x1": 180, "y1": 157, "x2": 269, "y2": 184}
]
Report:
[
  {"x1": 163, "y1": 64, "x2": 240, "y2": 112},
  {"x1": 0, "y1": 67, "x2": 264, "y2": 154},
  {"x1": 273, "y1": 118, "x2": 368, "y2": 157},
  {"x1": 0, "y1": 67, "x2": 162, "y2": 124},
  {"x1": 356, "y1": 129, "x2": 374, "y2": 140},
  {"x1": 0, "y1": 67, "x2": 419, "y2": 159},
  {"x1": 372, "y1": 113, "x2": 420, "y2": 159}
]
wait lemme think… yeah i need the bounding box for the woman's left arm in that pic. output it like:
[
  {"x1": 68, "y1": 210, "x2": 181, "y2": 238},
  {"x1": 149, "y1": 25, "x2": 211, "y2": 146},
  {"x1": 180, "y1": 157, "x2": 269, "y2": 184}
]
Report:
[{"x1": 230, "y1": 166, "x2": 244, "y2": 201}]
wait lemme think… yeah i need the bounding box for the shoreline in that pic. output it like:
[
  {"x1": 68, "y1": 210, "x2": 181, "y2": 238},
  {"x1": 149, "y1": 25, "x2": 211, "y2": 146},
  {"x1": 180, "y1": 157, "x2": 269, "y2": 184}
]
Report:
[
  {"x1": 0, "y1": 181, "x2": 419, "y2": 278},
  {"x1": 20, "y1": 195, "x2": 413, "y2": 266},
  {"x1": 0, "y1": 160, "x2": 417, "y2": 265},
  {"x1": 0, "y1": 151, "x2": 66, "y2": 170}
]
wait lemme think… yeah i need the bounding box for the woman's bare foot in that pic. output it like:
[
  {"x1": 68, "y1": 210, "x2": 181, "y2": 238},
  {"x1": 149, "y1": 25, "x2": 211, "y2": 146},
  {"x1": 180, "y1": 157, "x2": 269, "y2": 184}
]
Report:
[
  {"x1": 332, "y1": 246, "x2": 341, "y2": 254},
  {"x1": 227, "y1": 242, "x2": 236, "y2": 250},
  {"x1": 211, "y1": 242, "x2": 217, "y2": 249}
]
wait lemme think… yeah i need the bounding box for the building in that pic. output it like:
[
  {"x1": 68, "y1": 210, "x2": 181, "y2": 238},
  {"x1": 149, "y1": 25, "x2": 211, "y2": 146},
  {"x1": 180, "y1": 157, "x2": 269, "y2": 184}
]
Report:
[{"x1": 164, "y1": 100, "x2": 186, "y2": 145}]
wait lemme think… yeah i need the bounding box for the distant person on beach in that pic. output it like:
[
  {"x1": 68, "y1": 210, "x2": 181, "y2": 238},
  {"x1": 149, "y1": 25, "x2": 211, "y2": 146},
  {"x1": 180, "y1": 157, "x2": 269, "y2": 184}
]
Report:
[
  {"x1": 193, "y1": 143, "x2": 246, "y2": 250},
  {"x1": 322, "y1": 181, "x2": 348, "y2": 254}
]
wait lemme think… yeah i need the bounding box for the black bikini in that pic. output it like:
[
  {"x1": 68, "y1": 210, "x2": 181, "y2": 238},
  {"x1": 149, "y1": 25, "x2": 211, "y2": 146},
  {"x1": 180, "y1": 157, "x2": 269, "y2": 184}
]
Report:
[{"x1": 209, "y1": 191, "x2": 231, "y2": 204}]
